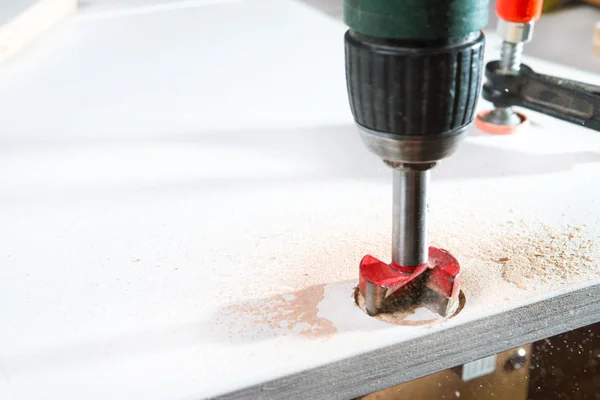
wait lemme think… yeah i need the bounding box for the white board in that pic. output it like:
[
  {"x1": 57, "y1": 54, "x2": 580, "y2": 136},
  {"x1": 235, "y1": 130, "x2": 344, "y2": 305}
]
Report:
[{"x1": 0, "y1": 1, "x2": 599, "y2": 399}]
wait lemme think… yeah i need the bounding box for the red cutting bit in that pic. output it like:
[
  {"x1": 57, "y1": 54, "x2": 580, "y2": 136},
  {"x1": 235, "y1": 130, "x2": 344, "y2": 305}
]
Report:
[{"x1": 358, "y1": 247, "x2": 460, "y2": 317}]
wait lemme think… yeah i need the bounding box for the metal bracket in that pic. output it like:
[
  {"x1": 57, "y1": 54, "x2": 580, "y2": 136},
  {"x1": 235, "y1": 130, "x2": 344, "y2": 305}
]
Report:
[{"x1": 482, "y1": 60, "x2": 600, "y2": 132}]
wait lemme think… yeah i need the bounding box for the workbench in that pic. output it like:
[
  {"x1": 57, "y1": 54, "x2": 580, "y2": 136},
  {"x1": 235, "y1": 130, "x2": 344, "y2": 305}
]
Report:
[{"x1": 1, "y1": 1, "x2": 600, "y2": 399}]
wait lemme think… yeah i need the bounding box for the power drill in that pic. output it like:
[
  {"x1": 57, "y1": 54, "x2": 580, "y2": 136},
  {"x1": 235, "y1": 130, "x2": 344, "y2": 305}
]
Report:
[{"x1": 344, "y1": 0, "x2": 489, "y2": 316}]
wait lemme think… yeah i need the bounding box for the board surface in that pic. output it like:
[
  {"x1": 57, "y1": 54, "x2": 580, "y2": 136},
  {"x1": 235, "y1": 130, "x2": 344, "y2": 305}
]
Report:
[
  {"x1": 0, "y1": 0, "x2": 76, "y2": 65},
  {"x1": 1, "y1": 1, "x2": 599, "y2": 399}
]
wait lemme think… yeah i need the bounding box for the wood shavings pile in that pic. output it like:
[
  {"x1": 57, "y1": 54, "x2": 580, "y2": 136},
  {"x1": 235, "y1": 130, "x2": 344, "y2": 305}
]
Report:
[
  {"x1": 497, "y1": 223, "x2": 597, "y2": 289},
  {"x1": 431, "y1": 218, "x2": 600, "y2": 300}
]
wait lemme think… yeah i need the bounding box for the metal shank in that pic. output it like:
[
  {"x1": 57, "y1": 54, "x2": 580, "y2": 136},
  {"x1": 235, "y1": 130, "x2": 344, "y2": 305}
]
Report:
[{"x1": 392, "y1": 168, "x2": 429, "y2": 266}]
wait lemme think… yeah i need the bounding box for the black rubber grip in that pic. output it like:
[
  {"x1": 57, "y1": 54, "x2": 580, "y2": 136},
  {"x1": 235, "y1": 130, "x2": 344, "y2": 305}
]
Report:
[{"x1": 345, "y1": 31, "x2": 485, "y2": 136}]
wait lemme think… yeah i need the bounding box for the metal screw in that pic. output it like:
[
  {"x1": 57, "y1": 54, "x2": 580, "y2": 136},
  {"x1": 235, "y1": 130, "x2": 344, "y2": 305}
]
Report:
[
  {"x1": 500, "y1": 41, "x2": 524, "y2": 72},
  {"x1": 480, "y1": 21, "x2": 534, "y2": 128}
]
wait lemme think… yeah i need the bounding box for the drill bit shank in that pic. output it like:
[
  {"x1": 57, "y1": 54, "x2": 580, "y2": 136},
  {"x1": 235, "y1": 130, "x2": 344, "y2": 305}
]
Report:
[{"x1": 392, "y1": 167, "x2": 429, "y2": 267}]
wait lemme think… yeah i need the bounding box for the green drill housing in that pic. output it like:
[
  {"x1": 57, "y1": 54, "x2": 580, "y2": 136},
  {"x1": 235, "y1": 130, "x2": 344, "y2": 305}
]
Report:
[{"x1": 344, "y1": 0, "x2": 489, "y2": 40}]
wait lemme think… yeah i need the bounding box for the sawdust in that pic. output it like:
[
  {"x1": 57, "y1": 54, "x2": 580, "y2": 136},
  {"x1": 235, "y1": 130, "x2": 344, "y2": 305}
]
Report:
[
  {"x1": 499, "y1": 223, "x2": 597, "y2": 289},
  {"x1": 218, "y1": 284, "x2": 337, "y2": 340},
  {"x1": 432, "y1": 220, "x2": 600, "y2": 296}
]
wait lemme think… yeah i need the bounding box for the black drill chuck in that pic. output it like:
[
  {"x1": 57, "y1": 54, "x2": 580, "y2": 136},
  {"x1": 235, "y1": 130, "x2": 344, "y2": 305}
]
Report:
[
  {"x1": 344, "y1": 32, "x2": 485, "y2": 164},
  {"x1": 346, "y1": 32, "x2": 485, "y2": 137}
]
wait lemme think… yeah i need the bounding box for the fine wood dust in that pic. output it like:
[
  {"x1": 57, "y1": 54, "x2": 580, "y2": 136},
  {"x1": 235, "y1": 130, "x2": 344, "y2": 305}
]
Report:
[
  {"x1": 432, "y1": 219, "x2": 600, "y2": 297},
  {"x1": 499, "y1": 224, "x2": 596, "y2": 289}
]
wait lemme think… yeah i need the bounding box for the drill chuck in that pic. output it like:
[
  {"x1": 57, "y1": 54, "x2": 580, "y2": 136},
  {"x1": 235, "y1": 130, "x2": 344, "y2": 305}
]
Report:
[{"x1": 345, "y1": 32, "x2": 485, "y2": 165}]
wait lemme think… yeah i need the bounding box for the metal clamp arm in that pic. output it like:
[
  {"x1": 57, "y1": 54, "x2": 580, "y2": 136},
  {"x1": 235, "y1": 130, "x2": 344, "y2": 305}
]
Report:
[{"x1": 482, "y1": 60, "x2": 600, "y2": 131}]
